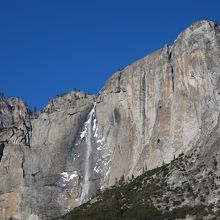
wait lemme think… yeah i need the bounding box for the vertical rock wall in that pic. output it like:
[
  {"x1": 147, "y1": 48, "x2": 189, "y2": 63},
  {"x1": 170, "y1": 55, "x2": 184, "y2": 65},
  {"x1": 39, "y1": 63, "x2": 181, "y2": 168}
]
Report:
[{"x1": 0, "y1": 20, "x2": 220, "y2": 219}]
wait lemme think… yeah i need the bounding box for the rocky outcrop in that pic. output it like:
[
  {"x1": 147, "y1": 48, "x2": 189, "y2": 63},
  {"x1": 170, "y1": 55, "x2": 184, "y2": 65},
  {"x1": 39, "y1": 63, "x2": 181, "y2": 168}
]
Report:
[
  {"x1": 96, "y1": 20, "x2": 220, "y2": 186},
  {"x1": 0, "y1": 20, "x2": 220, "y2": 219},
  {"x1": 0, "y1": 92, "x2": 95, "y2": 219}
]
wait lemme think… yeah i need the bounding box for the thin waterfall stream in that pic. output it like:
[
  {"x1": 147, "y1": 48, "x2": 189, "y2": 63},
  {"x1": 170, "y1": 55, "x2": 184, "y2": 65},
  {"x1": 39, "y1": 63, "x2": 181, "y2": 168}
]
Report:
[{"x1": 80, "y1": 103, "x2": 96, "y2": 204}]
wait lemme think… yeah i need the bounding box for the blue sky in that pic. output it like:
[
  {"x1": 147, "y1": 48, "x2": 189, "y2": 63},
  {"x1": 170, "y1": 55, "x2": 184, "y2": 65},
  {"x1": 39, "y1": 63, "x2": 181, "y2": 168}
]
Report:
[{"x1": 0, "y1": 0, "x2": 220, "y2": 110}]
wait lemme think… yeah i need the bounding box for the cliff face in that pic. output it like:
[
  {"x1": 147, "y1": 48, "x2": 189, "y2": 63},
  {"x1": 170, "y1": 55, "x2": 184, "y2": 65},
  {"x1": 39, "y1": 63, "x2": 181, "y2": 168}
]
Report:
[
  {"x1": 0, "y1": 20, "x2": 220, "y2": 220},
  {"x1": 96, "y1": 20, "x2": 220, "y2": 184},
  {"x1": 0, "y1": 93, "x2": 96, "y2": 219}
]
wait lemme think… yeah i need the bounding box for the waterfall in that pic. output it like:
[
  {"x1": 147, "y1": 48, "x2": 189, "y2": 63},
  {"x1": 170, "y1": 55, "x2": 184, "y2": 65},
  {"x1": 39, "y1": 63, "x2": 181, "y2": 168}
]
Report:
[{"x1": 80, "y1": 103, "x2": 96, "y2": 204}]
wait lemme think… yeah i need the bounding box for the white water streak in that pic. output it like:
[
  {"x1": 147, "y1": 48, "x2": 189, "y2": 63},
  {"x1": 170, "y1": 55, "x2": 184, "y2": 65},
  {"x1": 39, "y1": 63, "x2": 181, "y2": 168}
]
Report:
[{"x1": 80, "y1": 103, "x2": 96, "y2": 204}]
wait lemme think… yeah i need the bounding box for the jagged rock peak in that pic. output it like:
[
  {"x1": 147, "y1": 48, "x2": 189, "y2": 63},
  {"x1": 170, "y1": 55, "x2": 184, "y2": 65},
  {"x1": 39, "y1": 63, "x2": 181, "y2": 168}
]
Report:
[
  {"x1": 173, "y1": 19, "x2": 220, "y2": 45},
  {"x1": 187, "y1": 19, "x2": 219, "y2": 31},
  {"x1": 42, "y1": 91, "x2": 96, "y2": 113},
  {"x1": 99, "y1": 20, "x2": 220, "y2": 97},
  {"x1": 0, "y1": 96, "x2": 29, "y2": 129}
]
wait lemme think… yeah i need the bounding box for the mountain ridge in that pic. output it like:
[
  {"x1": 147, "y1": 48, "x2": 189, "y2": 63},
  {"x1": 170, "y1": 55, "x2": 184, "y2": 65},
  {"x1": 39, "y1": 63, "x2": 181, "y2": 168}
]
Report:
[{"x1": 0, "y1": 19, "x2": 220, "y2": 220}]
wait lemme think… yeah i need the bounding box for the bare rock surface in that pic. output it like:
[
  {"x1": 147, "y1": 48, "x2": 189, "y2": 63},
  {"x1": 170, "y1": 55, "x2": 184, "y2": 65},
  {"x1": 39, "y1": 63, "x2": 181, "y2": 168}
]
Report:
[{"x1": 1, "y1": 20, "x2": 220, "y2": 219}]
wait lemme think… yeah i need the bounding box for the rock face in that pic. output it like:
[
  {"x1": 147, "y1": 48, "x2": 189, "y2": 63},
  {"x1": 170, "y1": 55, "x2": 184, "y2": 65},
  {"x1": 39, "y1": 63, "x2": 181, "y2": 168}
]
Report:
[{"x1": 0, "y1": 20, "x2": 220, "y2": 219}]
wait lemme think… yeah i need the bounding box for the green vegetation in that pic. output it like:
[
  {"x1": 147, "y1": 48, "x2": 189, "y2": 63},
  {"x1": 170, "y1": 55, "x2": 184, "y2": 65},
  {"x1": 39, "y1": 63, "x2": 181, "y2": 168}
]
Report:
[{"x1": 55, "y1": 154, "x2": 218, "y2": 220}]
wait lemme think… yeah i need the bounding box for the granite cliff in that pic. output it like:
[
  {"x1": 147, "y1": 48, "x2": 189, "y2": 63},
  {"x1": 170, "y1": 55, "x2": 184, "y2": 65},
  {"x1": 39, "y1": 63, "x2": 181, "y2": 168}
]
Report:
[{"x1": 0, "y1": 20, "x2": 220, "y2": 219}]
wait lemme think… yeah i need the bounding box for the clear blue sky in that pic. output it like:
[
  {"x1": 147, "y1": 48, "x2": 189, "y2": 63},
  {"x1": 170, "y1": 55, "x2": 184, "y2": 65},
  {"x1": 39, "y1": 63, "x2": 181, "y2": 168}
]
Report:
[{"x1": 0, "y1": 0, "x2": 220, "y2": 110}]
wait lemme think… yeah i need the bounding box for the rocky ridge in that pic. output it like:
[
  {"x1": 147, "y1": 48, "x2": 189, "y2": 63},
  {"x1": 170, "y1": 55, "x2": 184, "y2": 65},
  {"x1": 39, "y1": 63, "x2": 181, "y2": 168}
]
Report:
[{"x1": 0, "y1": 19, "x2": 220, "y2": 219}]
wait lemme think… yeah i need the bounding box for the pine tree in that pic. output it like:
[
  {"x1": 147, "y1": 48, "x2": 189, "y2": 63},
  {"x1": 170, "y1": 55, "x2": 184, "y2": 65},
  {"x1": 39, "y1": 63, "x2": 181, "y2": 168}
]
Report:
[{"x1": 119, "y1": 175, "x2": 125, "y2": 185}]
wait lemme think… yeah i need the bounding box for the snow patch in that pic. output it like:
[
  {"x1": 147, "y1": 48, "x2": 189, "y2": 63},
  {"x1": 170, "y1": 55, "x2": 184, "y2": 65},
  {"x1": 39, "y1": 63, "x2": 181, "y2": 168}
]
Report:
[
  {"x1": 94, "y1": 166, "x2": 101, "y2": 173},
  {"x1": 72, "y1": 153, "x2": 80, "y2": 161},
  {"x1": 80, "y1": 130, "x2": 87, "y2": 139},
  {"x1": 97, "y1": 137, "x2": 105, "y2": 144},
  {"x1": 93, "y1": 118, "x2": 97, "y2": 131},
  {"x1": 105, "y1": 168, "x2": 111, "y2": 176},
  {"x1": 60, "y1": 171, "x2": 78, "y2": 186}
]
